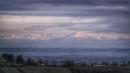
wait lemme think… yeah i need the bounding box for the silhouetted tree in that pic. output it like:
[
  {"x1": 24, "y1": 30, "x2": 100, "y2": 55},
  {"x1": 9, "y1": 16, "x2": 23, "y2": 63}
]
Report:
[
  {"x1": 127, "y1": 61, "x2": 130, "y2": 65},
  {"x1": 121, "y1": 61, "x2": 126, "y2": 66},
  {"x1": 82, "y1": 61, "x2": 86, "y2": 66},
  {"x1": 38, "y1": 58, "x2": 43, "y2": 65},
  {"x1": 1, "y1": 53, "x2": 15, "y2": 63},
  {"x1": 16, "y1": 55, "x2": 24, "y2": 64},
  {"x1": 63, "y1": 60, "x2": 74, "y2": 67},
  {"x1": 26, "y1": 58, "x2": 36, "y2": 65},
  {"x1": 90, "y1": 63, "x2": 94, "y2": 67},
  {"x1": 111, "y1": 62, "x2": 118, "y2": 66},
  {"x1": 51, "y1": 60, "x2": 57, "y2": 67},
  {"x1": 102, "y1": 62, "x2": 109, "y2": 65},
  {"x1": 44, "y1": 60, "x2": 49, "y2": 66}
]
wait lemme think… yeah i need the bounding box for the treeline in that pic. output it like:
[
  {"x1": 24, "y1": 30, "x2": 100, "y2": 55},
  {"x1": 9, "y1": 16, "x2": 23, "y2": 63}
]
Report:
[
  {"x1": 1, "y1": 53, "x2": 130, "y2": 67},
  {"x1": 1, "y1": 53, "x2": 130, "y2": 73},
  {"x1": 0, "y1": 53, "x2": 75, "y2": 66},
  {"x1": 0, "y1": 53, "x2": 43, "y2": 66}
]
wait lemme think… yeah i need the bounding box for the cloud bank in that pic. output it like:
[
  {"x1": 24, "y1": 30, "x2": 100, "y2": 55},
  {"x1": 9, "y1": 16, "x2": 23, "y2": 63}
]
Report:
[{"x1": 0, "y1": 0, "x2": 130, "y2": 48}]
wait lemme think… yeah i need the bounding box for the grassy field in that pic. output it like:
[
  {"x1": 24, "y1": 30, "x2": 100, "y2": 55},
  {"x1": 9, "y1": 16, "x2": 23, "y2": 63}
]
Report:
[{"x1": 0, "y1": 65, "x2": 130, "y2": 73}]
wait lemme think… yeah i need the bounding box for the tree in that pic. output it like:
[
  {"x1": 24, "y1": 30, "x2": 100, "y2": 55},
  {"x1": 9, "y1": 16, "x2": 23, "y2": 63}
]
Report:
[
  {"x1": 90, "y1": 63, "x2": 94, "y2": 67},
  {"x1": 26, "y1": 58, "x2": 38, "y2": 65},
  {"x1": 9, "y1": 54, "x2": 15, "y2": 63},
  {"x1": 82, "y1": 61, "x2": 86, "y2": 66},
  {"x1": 16, "y1": 55, "x2": 24, "y2": 64},
  {"x1": 127, "y1": 61, "x2": 130, "y2": 65},
  {"x1": 102, "y1": 62, "x2": 109, "y2": 65},
  {"x1": 121, "y1": 61, "x2": 126, "y2": 66},
  {"x1": 111, "y1": 62, "x2": 118, "y2": 66},
  {"x1": 44, "y1": 60, "x2": 49, "y2": 66},
  {"x1": 51, "y1": 60, "x2": 57, "y2": 67},
  {"x1": 1, "y1": 53, "x2": 15, "y2": 63},
  {"x1": 38, "y1": 58, "x2": 43, "y2": 65},
  {"x1": 26, "y1": 58, "x2": 33, "y2": 65},
  {"x1": 63, "y1": 60, "x2": 74, "y2": 67}
]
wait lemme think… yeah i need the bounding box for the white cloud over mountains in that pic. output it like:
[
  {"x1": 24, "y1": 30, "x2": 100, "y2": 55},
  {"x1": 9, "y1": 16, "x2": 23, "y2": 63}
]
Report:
[{"x1": 0, "y1": 14, "x2": 130, "y2": 42}]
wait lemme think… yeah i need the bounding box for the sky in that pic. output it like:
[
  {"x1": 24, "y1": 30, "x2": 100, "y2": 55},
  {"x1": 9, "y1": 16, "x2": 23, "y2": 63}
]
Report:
[{"x1": 0, "y1": 0, "x2": 130, "y2": 48}]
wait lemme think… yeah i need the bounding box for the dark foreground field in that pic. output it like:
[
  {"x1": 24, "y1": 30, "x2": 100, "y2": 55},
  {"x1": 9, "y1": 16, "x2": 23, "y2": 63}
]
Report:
[
  {"x1": 0, "y1": 66, "x2": 71, "y2": 73},
  {"x1": 0, "y1": 65, "x2": 130, "y2": 73}
]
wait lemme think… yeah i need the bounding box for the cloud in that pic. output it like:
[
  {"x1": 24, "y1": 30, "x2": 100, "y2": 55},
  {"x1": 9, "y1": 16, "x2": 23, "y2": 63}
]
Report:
[
  {"x1": 0, "y1": 5, "x2": 128, "y2": 16},
  {"x1": 0, "y1": 31, "x2": 73, "y2": 40},
  {"x1": 0, "y1": 31, "x2": 130, "y2": 41},
  {"x1": 73, "y1": 31, "x2": 130, "y2": 40},
  {"x1": 0, "y1": 14, "x2": 130, "y2": 40},
  {"x1": 0, "y1": 15, "x2": 100, "y2": 24},
  {"x1": 0, "y1": 0, "x2": 130, "y2": 48},
  {"x1": 0, "y1": 34, "x2": 130, "y2": 48},
  {"x1": 0, "y1": 2, "x2": 129, "y2": 34}
]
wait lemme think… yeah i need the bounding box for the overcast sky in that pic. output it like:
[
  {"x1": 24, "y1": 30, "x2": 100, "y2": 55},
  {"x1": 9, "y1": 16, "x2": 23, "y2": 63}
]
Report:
[{"x1": 0, "y1": 0, "x2": 130, "y2": 48}]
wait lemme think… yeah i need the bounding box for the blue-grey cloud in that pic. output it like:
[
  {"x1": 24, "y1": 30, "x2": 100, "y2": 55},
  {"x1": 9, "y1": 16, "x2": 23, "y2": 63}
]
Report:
[
  {"x1": 0, "y1": 37, "x2": 130, "y2": 48},
  {"x1": 0, "y1": 0, "x2": 130, "y2": 48},
  {"x1": 0, "y1": 0, "x2": 130, "y2": 11}
]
